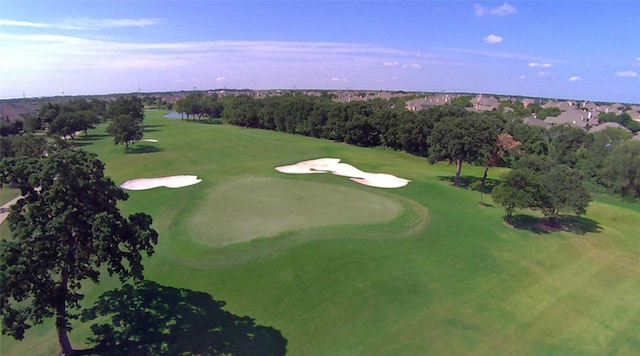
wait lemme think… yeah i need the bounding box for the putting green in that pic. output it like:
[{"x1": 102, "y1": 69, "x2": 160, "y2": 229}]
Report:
[{"x1": 188, "y1": 177, "x2": 402, "y2": 246}]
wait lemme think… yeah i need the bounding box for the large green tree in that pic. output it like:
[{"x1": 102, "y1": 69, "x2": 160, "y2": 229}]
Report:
[
  {"x1": 427, "y1": 113, "x2": 503, "y2": 186},
  {"x1": 106, "y1": 96, "x2": 144, "y2": 122},
  {"x1": 0, "y1": 149, "x2": 158, "y2": 356},
  {"x1": 491, "y1": 168, "x2": 541, "y2": 220},
  {"x1": 577, "y1": 127, "x2": 633, "y2": 184},
  {"x1": 600, "y1": 140, "x2": 640, "y2": 197},
  {"x1": 106, "y1": 114, "x2": 144, "y2": 150},
  {"x1": 493, "y1": 157, "x2": 592, "y2": 220}
]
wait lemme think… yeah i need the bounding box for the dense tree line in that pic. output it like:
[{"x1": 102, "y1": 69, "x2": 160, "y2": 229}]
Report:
[
  {"x1": 210, "y1": 93, "x2": 638, "y2": 205},
  {"x1": 174, "y1": 92, "x2": 224, "y2": 121}
]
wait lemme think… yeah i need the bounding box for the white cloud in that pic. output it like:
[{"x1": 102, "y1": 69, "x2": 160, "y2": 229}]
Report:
[
  {"x1": 484, "y1": 34, "x2": 503, "y2": 44},
  {"x1": 475, "y1": 3, "x2": 517, "y2": 17},
  {"x1": 529, "y1": 62, "x2": 553, "y2": 68},
  {"x1": 403, "y1": 63, "x2": 422, "y2": 69},
  {"x1": 519, "y1": 75, "x2": 526, "y2": 80},
  {"x1": 616, "y1": 71, "x2": 638, "y2": 77},
  {"x1": 0, "y1": 17, "x2": 163, "y2": 30},
  {"x1": 331, "y1": 77, "x2": 347, "y2": 82},
  {"x1": 569, "y1": 76, "x2": 582, "y2": 82},
  {"x1": 383, "y1": 61, "x2": 399, "y2": 66},
  {"x1": 537, "y1": 71, "x2": 552, "y2": 77},
  {"x1": 216, "y1": 77, "x2": 226, "y2": 81}
]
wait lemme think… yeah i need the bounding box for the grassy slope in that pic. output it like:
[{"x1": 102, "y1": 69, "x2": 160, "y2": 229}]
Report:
[{"x1": 1, "y1": 111, "x2": 639, "y2": 355}]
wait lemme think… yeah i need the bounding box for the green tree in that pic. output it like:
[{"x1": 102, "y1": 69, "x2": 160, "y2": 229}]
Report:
[
  {"x1": 21, "y1": 114, "x2": 41, "y2": 133},
  {"x1": 577, "y1": 127, "x2": 633, "y2": 184},
  {"x1": 538, "y1": 164, "x2": 592, "y2": 217},
  {"x1": 3, "y1": 135, "x2": 50, "y2": 159},
  {"x1": 544, "y1": 124, "x2": 591, "y2": 167},
  {"x1": 492, "y1": 169, "x2": 542, "y2": 220},
  {"x1": 427, "y1": 113, "x2": 503, "y2": 186},
  {"x1": 494, "y1": 157, "x2": 592, "y2": 220},
  {"x1": 106, "y1": 114, "x2": 144, "y2": 150},
  {"x1": 48, "y1": 112, "x2": 86, "y2": 139},
  {"x1": 600, "y1": 141, "x2": 640, "y2": 197},
  {"x1": 0, "y1": 149, "x2": 158, "y2": 356},
  {"x1": 107, "y1": 96, "x2": 144, "y2": 122}
]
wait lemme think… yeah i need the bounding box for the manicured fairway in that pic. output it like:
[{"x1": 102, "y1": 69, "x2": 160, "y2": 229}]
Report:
[{"x1": 1, "y1": 110, "x2": 639, "y2": 355}]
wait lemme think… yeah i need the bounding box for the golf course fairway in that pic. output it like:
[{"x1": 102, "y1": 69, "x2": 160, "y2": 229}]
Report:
[{"x1": 1, "y1": 110, "x2": 638, "y2": 355}]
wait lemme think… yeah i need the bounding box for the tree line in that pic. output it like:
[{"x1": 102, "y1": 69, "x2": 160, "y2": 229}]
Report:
[{"x1": 204, "y1": 93, "x2": 637, "y2": 203}]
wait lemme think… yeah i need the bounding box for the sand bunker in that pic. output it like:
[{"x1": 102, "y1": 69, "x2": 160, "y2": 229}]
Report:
[
  {"x1": 141, "y1": 139, "x2": 158, "y2": 142},
  {"x1": 276, "y1": 158, "x2": 410, "y2": 188},
  {"x1": 121, "y1": 175, "x2": 202, "y2": 190}
]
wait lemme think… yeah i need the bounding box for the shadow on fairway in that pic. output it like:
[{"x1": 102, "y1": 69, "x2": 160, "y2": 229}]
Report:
[
  {"x1": 79, "y1": 280, "x2": 287, "y2": 356},
  {"x1": 143, "y1": 124, "x2": 165, "y2": 133},
  {"x1": 126, "y1": 145, "x2": 164, "y2": 154},
  {"x1": 438, "y1": 175, "x2": 501, "y2": 194},
  {"x1": 507, "y1": 214, "x2": 602, "y2": 235},
  {"x1": 74, "y1": 134, "x2": 111, "y2": 147}
]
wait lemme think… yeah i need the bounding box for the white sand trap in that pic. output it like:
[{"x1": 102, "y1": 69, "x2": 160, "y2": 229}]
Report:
[
  {"x1": 121, "y1": 175, "x2": 202, "y2": 190},
  {"x1": 275, "y1": 158, "x2": 410, "y2": 188},
  {"x1": 275, "y1": 158, "x2": 340, "y2": 174},
  {"x1": 141, "y1": 139, "x2": 158, "y2": 142}
]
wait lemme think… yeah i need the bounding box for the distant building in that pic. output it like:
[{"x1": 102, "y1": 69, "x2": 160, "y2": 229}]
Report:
[{"x1": 589, "y1": 122, "x2": 631, "y2": 133}]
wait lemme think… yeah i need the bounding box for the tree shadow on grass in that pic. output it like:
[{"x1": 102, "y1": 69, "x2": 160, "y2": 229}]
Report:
[
  {"x1": 74, "y1": 134, "x2": 111, "y2": 147},
  {"x1": 78, "y1": 280, "x2": 287, "y2": 356},
  {"x1": 126, "y1": 145, "x2": 164, "y2": 154},
  {"x1": 143, "y1": 124, "x2": 166, "y2": 133},
  {"x1": 507, "y1": 214, "x2": 602, "y2": 235},
  {"x1": 438, "y1": 175, "x2": 501, "y2": 194}
]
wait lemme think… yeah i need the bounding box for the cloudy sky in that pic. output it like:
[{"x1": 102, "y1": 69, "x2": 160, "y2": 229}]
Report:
[{"x1": 1, "y1": 1, "x2": 639, "y2": 102}]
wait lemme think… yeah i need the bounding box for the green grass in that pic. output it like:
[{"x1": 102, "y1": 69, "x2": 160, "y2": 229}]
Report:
[
  {"x1": 188, "y1": 177, "x2": 403, "y2": 247},
  {"x1": 0, "y1": 187, "x2": 20, "y2": 206},
  {"x1": 1, "y1": 111, "x2": 639, "y2": 355}
]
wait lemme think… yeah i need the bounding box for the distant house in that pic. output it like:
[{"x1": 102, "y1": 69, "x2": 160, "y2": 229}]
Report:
[
  {"x1": 545, "y1": 100, "x2": 576, "y2": 112},
  {"x1": 405, "y1": 94, "x2": 450, "y2": 111},
  {"x1": 544, "y1": 107, "x2": 593, "y2": 129},
  {"x1": 589, "y1": 122, "x2": 631, "y2": 133},
  {"x1": 523, "y1": 117, "x2": 551, "y2": 128},
  {"x1": 629, "y1": 105, "x2": 640, "y2": 122},
  {"x1": 471, "y1": 95, "x2": 499, "y2": 111},
  {"x1": 0, "y1": 101, "x2": 39, "y2": 123}
]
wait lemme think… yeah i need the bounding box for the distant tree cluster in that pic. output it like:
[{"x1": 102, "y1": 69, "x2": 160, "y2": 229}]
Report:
[
  {"x1": 174, "y1": 92, "x2": 224, "y2": 121},
  {"x1": 39, "y1": 98, "x2": 106, "y2": 138}
]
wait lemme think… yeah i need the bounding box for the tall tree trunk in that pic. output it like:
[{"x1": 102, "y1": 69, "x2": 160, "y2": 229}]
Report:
[
  {"x1": 58, "y1": 327, "x2": 74, "y2": 356},
  {"x1": 480, "y1": 165, "x2": 490, "y2": 192},
  {"x1": 454, "y1": 158, "x2": 463, "y2": 186},
  {"x1": 56, "y1": 265, "x2": 75, "y2": 356}
]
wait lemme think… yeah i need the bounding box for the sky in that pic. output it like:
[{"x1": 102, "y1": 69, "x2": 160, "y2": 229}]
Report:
[{"x1": 1, "y1": 1, "x2": 639, "y2": 103}]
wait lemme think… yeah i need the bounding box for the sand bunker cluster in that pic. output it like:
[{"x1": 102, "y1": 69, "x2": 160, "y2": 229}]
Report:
[
  {"x1": 275, "y1": 158, "x2": 410, "y2": 188},
  {"x1": 119, "y1": 158, "x2": 408, "y2": 191}
]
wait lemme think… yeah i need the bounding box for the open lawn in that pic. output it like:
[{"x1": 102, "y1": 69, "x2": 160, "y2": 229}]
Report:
[{"x1": 1, "y1": 110, "x2": 639, "y2": 355}]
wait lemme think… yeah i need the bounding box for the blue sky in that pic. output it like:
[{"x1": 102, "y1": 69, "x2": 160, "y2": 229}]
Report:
[{"x1": 1, "y1": 1, "x2": 639, "y2": 103}]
